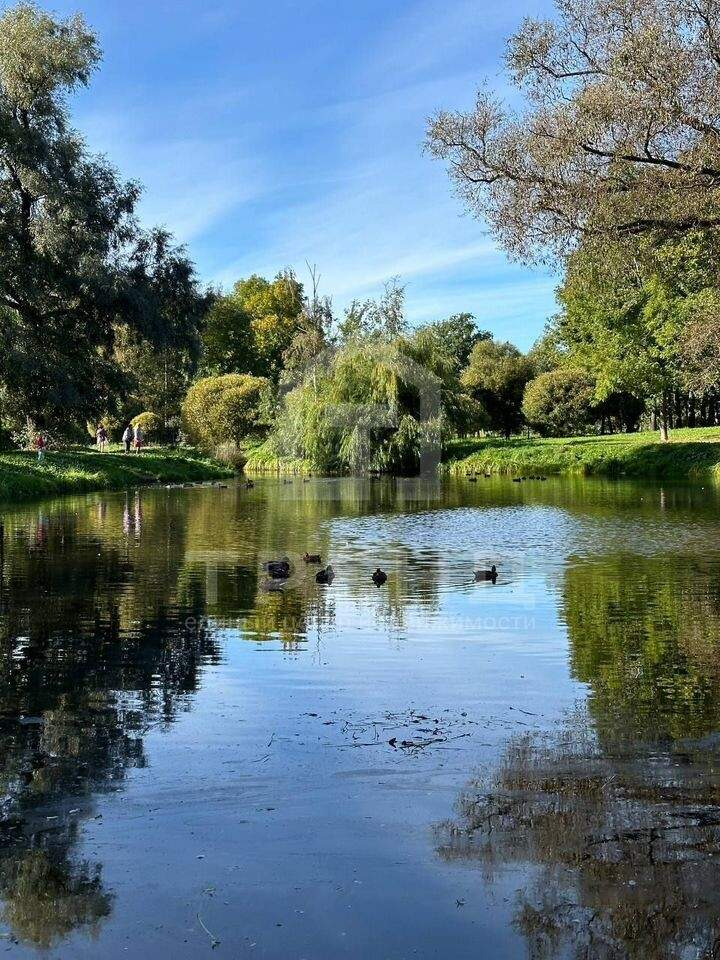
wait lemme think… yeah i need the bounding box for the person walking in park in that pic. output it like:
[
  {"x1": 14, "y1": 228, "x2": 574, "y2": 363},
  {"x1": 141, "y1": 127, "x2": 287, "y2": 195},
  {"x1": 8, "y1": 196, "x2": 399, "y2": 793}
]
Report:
[
  {"x1": 35, "y1": 434, "x2": 46, "y2": 461},
  {"x1": 96, "y1": 423, "x2": 108, "y2": 452},
  {"x1": 133, "y1": 424, "x2": 144, "y2": 453},
  {"x1": 122, "y1": 424, "x2": 133, "y2": 454}
]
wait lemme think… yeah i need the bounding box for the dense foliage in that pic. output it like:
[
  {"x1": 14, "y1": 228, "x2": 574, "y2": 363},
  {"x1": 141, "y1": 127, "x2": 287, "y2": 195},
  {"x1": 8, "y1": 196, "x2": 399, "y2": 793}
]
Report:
[
  {"x1": 0, "y1": 4, "x2": 205, "y2": 432},
  {"x1": 182, "y1": 374, "x2": 269, "y2": 450},
  {"x1": 522, "y1": 369, "x2": 596, "y2": 437}
]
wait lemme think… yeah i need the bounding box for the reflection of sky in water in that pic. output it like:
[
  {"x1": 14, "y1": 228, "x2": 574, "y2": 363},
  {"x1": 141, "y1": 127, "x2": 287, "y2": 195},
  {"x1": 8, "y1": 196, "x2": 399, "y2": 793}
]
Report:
[{"x1": 1, "y1": 476, "x2": 720, "y2": 957}]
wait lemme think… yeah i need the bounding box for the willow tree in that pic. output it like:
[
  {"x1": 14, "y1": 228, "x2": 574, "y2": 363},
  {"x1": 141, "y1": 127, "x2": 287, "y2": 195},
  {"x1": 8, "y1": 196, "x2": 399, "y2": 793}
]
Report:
[
  {"x1": 271, "y1": 342, "x2": 443, "y2": 476},
  {"x1": 0, "y1": 3, "x2": 204, "y2": 430},
  {"x1": 426, "y1": 0, "x2": 720, "y2": 263}
]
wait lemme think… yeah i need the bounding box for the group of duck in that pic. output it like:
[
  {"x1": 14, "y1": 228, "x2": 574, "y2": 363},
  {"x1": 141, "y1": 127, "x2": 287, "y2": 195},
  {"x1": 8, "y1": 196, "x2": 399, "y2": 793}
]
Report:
[
  {"x1": 264, "y1": 556, "x2": 497, "y2": 586},
  {"x1": 264, "y1": 554, "x2": 388, "y2": 587},
  {"x1": 466, "y1": 473, "x2": 547, "y2": 483}
]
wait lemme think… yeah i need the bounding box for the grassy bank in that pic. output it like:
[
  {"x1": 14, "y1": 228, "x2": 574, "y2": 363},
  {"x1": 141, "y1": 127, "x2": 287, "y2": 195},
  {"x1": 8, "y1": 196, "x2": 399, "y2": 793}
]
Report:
[
  {"x1": 0, "y1": 447, "x2": 233, "y2": 503},
  {"x1": 444, "y1": 427, "x2": 720, "y2": 480}
]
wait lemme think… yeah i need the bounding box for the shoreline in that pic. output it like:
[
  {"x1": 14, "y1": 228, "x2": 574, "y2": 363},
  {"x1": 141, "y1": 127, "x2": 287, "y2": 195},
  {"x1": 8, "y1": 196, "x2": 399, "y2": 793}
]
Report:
[
  {"x1": 443, "y1": 428, "x2": 720, "y2": 481},
  {"x1": 247, "y1": 426, "x2": 720, "y2": 481},
  {"x1": 0, "y1": 447, "x2": 233, "y2": 505}
]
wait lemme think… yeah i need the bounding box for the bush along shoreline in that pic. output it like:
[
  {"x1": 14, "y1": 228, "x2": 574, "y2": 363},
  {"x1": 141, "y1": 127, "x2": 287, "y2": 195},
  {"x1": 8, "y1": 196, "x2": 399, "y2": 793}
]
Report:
[
  {"x1": 0, "y1": 447, "x2": 233, "y2": 504},
  {"x1": 443, "y1": 429, "x2": 720, "y2": 481}
]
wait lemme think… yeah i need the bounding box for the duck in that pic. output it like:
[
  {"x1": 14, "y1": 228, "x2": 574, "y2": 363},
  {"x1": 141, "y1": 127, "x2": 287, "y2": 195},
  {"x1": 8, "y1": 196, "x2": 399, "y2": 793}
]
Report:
[
  {"x1": 474, "y1": 565, "x2": 498, "y2": 582},
  {"x1": 264, "y1": 556, "x2": 291, "y2": 579},
  {"x1": 372, "y1": 568, "x2": 388, "y2": 586},
  {"x1": 316, "y1": 564, "x2": 335, "y2": 584},
  {"x1": 303, "y1": 552, "x2": 322, "y2": 563},
  {"x1": 245, "y1": 479, "x2": 255, "y2": 490}
]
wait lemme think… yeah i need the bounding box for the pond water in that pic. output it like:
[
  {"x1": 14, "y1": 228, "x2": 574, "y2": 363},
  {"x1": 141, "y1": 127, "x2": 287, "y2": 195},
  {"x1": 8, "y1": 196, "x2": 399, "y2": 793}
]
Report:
[{"x1": 0, "y1": 476, "x2": 719, "y2": 958}]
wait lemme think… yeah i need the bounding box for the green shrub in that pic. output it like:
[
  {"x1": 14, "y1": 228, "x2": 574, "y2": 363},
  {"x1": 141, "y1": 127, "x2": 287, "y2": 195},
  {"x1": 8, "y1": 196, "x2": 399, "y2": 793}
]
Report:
[
  {"x1": 522, "y1": 368, "x2": 596, "y2": 436},
  {"x1": 130, "y1": 412, "x2": 162, "y2": 437},
  {"x1": 182, "y1": 374, "x2": 268, "y2": 449}
]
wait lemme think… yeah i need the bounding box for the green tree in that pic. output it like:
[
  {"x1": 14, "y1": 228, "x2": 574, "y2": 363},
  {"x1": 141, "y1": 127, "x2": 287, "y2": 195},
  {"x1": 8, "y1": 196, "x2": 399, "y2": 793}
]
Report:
[
  {"x1": 271, "y1": 341, "x2": 443, "y2": 475},
  {"x1": 201, "y1": 272, "x2": 304, "y2": 380},
  {"x1": 398, "y1": 324, "x2": 484, "y2": 436},
  {"x1": 426, "y1": 0, "x2": 720, "y2": 263},
  {"x1": 461, "y1": 338, "x2": 533, "y2": 437},
  {"x1": 182, "y1": 374, "x2": 269, "y2": 449},
  {"x1": 422, "y1": 313, "x2": 490, "y2": 370},
  {"x1": 522, "y1": 368, "x2": 596, "y2": 436},
  {"x1": 0, "y1": 4, "x2": 204, "y2": 431},
  {"x1": 337, "y1": 278, "x2": 407, "y2": 343},
  {"x1": 556, "y1": 241, "x2": 688, "y2": 440}
]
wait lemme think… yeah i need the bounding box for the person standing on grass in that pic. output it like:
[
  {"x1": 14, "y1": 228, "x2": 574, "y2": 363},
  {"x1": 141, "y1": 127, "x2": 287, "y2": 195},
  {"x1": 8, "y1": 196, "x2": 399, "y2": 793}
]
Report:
[
  {"x1": 122, "y1": 424, "x2": 133, "y2": 454},
  {"x1": 35, "y1": 434, "x2": 46, "y2": 461},
  {"x1": 133, "y1": 424, "x2": 144, "y2": 453},
  {"x1": 96, "y1": 423, "x2": 108, "y2": 453}
]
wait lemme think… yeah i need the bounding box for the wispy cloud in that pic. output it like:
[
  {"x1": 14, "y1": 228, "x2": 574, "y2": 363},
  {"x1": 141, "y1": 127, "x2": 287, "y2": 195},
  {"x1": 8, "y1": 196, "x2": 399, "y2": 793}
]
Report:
[{"x1": 63, "y1": 0, "x2": 557, "y2": 345}]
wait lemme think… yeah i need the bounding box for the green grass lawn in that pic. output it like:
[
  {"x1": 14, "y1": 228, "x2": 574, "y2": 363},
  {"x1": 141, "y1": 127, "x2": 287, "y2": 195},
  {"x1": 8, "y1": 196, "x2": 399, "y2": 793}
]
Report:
[
  {"x1": 0, "y1": 446, "x2": 233, "y2": 503},
  {"x1": 444, "y1": 427, "x2": 720, "y2": 480}
]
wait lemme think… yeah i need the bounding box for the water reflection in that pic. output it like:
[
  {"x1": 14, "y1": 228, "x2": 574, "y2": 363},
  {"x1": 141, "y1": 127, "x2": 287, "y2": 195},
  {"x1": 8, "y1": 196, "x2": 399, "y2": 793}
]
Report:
[
  {"x1": 0, "y1": 477, "x2": 719, "y2": 952},
  {"x1": 436, "y1": 719, "x2": 720, "y2": 959},
  {"x1": 563, "y1": 556, "x2": 720, "y2": 742},
  {"x1": 0, "y1": 498, "x2": 220, "y2": 947},
  {"x1": 436, "y1": 540, "x2": 720, "y2": 959}
]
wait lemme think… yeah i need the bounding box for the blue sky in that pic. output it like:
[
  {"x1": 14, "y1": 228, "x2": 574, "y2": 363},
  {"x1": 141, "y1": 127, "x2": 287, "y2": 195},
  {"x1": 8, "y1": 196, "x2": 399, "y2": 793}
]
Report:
[{"x1": 46, "y1": 0, "x2": 557, "y2": 348}]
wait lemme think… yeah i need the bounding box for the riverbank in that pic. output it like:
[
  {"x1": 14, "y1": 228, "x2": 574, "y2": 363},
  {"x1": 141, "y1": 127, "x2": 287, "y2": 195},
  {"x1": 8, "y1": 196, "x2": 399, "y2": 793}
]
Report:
[
  {"x1": 0, "y1": 447, "x2": 233, "y2": 503},
  {"x1": 444, "y1": 427, "x2": 720, "y2": 480}
]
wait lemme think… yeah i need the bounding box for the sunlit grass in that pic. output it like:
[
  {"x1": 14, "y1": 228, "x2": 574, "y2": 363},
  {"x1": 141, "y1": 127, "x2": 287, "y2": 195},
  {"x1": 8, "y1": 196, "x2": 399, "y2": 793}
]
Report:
[
  {"x1": 0, "y1": 446, "x2": 233, "y2": 503},
  {"x1": 444, "y1": 427, "x2": 720, "y2": 480}
]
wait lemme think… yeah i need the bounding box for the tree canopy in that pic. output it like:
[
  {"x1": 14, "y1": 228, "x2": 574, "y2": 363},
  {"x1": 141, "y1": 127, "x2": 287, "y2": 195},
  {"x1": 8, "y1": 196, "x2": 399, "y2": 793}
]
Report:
[
  {"x1": 426, "y1": 0, "x2": 720, "y2": 263},
  {"x1": 0, "y1": 2, "x2": 205, "y2": 429},
  {"x1": 201, "y1": 272, "x2": 305, "y2": 381}
]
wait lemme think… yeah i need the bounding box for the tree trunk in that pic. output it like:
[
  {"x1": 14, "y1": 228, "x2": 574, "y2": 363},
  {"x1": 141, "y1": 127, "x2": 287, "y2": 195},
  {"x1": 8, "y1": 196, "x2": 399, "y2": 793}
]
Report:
[{"x1": 659, "y1": 392, "x2": 670, "y2": 442}]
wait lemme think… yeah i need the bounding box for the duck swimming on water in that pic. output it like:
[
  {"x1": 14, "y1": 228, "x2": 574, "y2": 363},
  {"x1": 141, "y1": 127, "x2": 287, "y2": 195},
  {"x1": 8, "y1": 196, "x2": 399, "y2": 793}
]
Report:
[
  {"x1": 304, "y1": 552, "x2": 322, "y2": 563},
  {"x1": 265, "y1": 557, "x2": 291, "y2": 579},
  {"x1": 474, "y1": 565, "x2": 498, "y2": 583},
  {"x1": 316, "y1": 564, "x2": 335, "y2": 584},
  {"x1": 372, "y1": 568, "x2": 388, "y2": 586}
]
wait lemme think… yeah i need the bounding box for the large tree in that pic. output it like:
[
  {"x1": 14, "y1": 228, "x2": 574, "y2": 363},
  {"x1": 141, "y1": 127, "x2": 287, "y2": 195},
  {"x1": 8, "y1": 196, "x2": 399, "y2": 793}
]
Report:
[
  {"x1": 461, "y1": 338, "x2": 533, "y2": 437},
  {"x1": 201, "y1": 271, "x2": 305, "y2": 381},
  {"x1": 555, "y1": 233, "x2": 720, "y2": 438},
  {"x1": 0, "y1": 3, "x2": 204, "y2": 430},
  {"x1": 426, "y1": 0, "x2": 720, "y2": 263}
]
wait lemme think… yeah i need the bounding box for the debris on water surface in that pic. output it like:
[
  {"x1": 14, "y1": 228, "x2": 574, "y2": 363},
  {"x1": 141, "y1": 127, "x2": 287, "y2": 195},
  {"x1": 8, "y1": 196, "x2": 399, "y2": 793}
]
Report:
[
  {"x1": 304, "y1": 707, "x2": 485, "y2": 754},
  {"x1": 197, "y1": 912, "x2": 220, "y2": 949}
]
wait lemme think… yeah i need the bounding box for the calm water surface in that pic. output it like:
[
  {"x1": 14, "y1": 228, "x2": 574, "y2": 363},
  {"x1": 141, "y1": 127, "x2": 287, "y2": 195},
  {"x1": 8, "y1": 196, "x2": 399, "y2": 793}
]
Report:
[{"x1": 0, "y1": 476, "x2": 719, "y2": 958}]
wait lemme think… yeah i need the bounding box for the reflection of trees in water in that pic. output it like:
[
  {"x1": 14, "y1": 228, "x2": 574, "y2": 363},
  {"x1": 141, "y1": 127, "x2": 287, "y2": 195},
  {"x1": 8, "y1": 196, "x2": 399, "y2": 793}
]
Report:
[
  {"x1": 0, "y1": 501, "x2": 220, "y2": 948},
  {"x1": 436, "y1": 556, "x2": 720, "y2": 958},
  {"x1": 562, "y1": 556, "x2": 720, "y2": 742},
  {"x1": 0, "y1": 849, "x2": 111, "y2": 950},
  {"x1": 436, "y1": 719, "x2": 720, "y2": 959}
]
